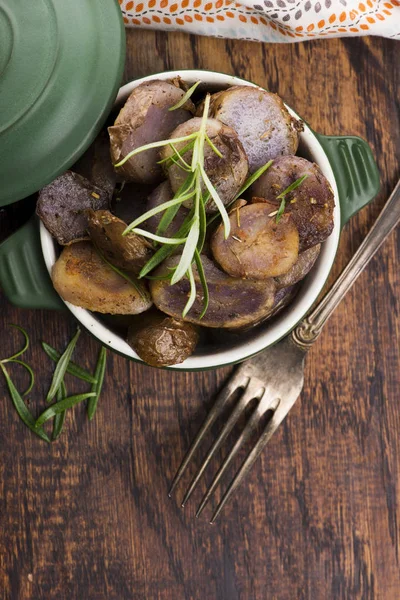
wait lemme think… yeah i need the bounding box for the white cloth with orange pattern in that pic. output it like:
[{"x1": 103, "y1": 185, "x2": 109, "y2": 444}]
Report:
[{"x1": 119, "y1": 0, "x2": 399, "y2": 42}]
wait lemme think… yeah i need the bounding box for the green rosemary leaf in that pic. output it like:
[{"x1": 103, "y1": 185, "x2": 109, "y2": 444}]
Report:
[
  {"x1": 156, "y1": 174, "x2": 196, "y2": 236},
  {"x1": 0, "y1": 363, "x2": 50, "y2": 443},
  {"x1": 276, "y1": 174, "x2": 308, "y2": 199},
  {"x1": 35, "y1": 393, "x2": 96, "y2": 428},
  {"x1": 157, "y1": 139, "x2": 195, "y2": 167},
  {"x1": 114, "y1": 133, "x2": 197, "y2": 168},
  {"x1": 200, "y1": 165, "x2": 231, "y2": 238},
  {"x1": 171, "y1": 217, "x2": 200, "y2": 284},
  {"x1": 205, "y1": 133, "x2": 223, "y2": 158},
  {"x1": 6, "y1": 324, "x2": 30, "y2": 360},
  {"x1": 87, "y1": 347, "x2": 107, "y2": 421},
  {"x1": 52, "y1": 380, "x2": 67, "y2": 441},
  {"x1": 197, "y1": 191, "x2": 208, "y2": 253},
  {"x1": 125, "y1": 193, "x2": 193, "y2": 233},
  {"x1": 168, "y1": 142, "x2": 192, "y2": 170},
  {"x1": 168, "y1": 80, "x2": 201, "y2": 111},
  {"x1": 46, "y1": 329, "x2": 81, "y2": 403},
  {"x1": 275, "y1": 197, "x2": 287, "y2": 224},
  {"x1": 41, "y1": 342, "x2": 97, "y2": 384},
  {"x1": 3, "y1": 359, "x2": 35, "y2": 396},
  {"x1": 182, "y1": 264, "x2": 197, "y2": 318},
  {"x1": 235, "y1": 160, "x2": 274, "y2": 199},
  {"x1": 194, "y1": 250, "x2": 209, "y2": 319},
  {"x1": 130, "y1": 228, "x2": 187, "y2": 245},
  {"x1": 166, "y1": 152, "x2": 191, "y2": 172}
]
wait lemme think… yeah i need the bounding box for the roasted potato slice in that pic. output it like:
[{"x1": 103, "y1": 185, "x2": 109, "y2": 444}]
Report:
[
  {"x1": 127, "y1": 311, "x2": 199, "y2": 367},
  {"x1": 146, "y1": 181, "x2": 189, "y2": 235},
  {"x1": 52, "y1": 242, "x2": 152, "y2": 314},
  {"x1": 160, "y1": 118, "x2": 248, "y2": 213},
  {"x1": 73, "y1": 130, "x2": 116, "y2": 200},
  {"x1": 109, "y1": 80, "x2": 195, "y2": 184},
  {"x1": 211, "y1": 203, "x2": 299, "y2": 279},
  {"x1": 150, "y1": 255, "x2": 276, "y2": 329},
  {"x1": 275, "y1": 244, "x2": 321, "y2": 289},
  {"x1": 37, "y1": 171, "x2": 109, "y2": 245},
  {"x1": 86, "y1": 210, "x2": 153, "y2": 275},
  {"x1": 198, "y1": 86, "x2": 303, "y2": 173},
  {"x1": 250, "y1": 156, "x2": 335, "y2": 250}
]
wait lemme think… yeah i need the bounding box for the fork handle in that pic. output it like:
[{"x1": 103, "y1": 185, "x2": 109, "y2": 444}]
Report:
[{"x1": 293, "y1": 178, "x2": 400, "y2": 346}]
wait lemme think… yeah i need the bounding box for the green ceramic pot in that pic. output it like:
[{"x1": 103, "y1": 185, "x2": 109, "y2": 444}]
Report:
[{"x1": 0, "y1": 71, "x2": 380, "y2": 371}]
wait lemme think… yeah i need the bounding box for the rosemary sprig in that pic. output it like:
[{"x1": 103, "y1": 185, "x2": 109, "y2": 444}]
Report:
[
  {"x1": 1, "y1": 363, "x2": 51, "y2": 443},
  {"x1": 35, "y1": 393, "x2": 97, "y2": 428},
  {"x1": 275, "y1": 174, "x2": 308, "y2": 223},
  {"x1": 42, "y1": 342, "x2": 97, "y2": 384}
]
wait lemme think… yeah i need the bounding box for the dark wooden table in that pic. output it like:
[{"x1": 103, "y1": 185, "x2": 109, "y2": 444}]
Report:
[{"x1": 0, "y1": 30, "x2": 399, "y2": 600}]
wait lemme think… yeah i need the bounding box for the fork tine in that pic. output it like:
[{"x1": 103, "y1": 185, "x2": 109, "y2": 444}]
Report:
[
  {"x1": 195, "y1": 403, "x2": 263, "y2": 518},
  {"x1": 209, "y1": 408, "x2": 284, "y2": 523},
  {"x1": 168, "y1": 371, "x2": 250, "y2": 497},
  {"x1": 181, "y1": 379, "x2": 262, "y2": 507}
]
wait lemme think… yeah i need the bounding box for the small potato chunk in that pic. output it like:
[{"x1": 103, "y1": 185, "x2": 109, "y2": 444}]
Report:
[
  {"x1": 250, "y1": 156, "x2": 335, "y2": 250},
  {"x1": 150, "y1": 255, "x2": 276, "y2": 329},
  {"x1": 86, "y1": 210, "x2": 153, "y2": 275},
  {"x1": 160, "y1": 118, "x2": 248, "y2": 213},
  {"x1": 275, "y1": 244, "x2": 321, "y2": 289},
  {"x1": 127, "y1": 312, "x2": 199, "y2": 367},
  {"x1": 37, "y1": 171, "x2": 109, "y2": 245},
  {"x1": 146, "y1": 181, "x2": 189, "y2": 235},
  {"x1": 211, "y1": 203, "x2": 299, "y2": 280},
  {"x1": 52, "y1": 242, "x2": 152, "y2": 314},
  {"x1": 73, "y1": 130, "x2": 116, "y2": 200},
  {"x1": 199, "y1": 86, "x2": 303, "y2": 173},
  {"x1": 109, "y1": 80, "x2": 195, "y2": 184}
]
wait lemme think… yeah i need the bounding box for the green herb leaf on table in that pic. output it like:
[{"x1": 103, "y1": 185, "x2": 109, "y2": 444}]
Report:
[
  {"x1": 87, "y1": 347, "x2": 107, "y2": 421},
  {"x1": 46, "y1": 328, "x2": 81, "y2": 403},
  {"x1": 5, "y1": 324, "x2": 30, "y2": 360},
  {"x1": 42, "y1": 342, "x2": 97, "y2": 384},
  {"x1": 52, "y1": 380, "x2": 68, "y2": 441},
  {"x1": 35, "y1": 393, "x2": 96, "y2": 428},
  {"x1": 0, "y1": 363, "x2": 50, "y2": 443}
]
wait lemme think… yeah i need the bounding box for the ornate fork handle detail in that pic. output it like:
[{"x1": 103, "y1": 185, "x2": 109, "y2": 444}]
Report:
[{"x1": 293, "y1": 178, "x2": 400, "y2": 349}]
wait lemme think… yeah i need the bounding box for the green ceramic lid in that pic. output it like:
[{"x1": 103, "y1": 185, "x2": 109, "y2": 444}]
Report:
[{"x1": 0, "y1": 0, "x2": 125, "y2": 207}]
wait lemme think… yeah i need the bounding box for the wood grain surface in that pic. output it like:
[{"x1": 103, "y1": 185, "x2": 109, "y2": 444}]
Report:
[{"x1": 0, "y1": 31, "x2": 399, "y2": 600}]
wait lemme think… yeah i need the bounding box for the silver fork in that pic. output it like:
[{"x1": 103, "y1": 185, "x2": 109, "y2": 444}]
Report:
[{"x1": 169, "y1": 179, "x2": 400, "y2": 523}]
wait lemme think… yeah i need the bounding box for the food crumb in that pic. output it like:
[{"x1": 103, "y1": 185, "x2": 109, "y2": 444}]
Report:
[
  {"x1": 268, "y1": 210, "x2": 278, "y2": 217},
  {"x1": 27, "y1": 574, "x2": 33, "y2": 583},
  {"x1": 310, "y1": 197, "x2": 317, "y2": 204},
  {"x1": 91, "y1": 192, "x2": 100, "y2": 199}
]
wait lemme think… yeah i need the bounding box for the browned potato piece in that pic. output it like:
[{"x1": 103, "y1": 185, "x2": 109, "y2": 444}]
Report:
[
  {"x1": 275, "y1": 244, "x2": 321, "y2": 289},
  {"x1": 250, "y1": 156, "x2": 335, "y2": 250},
  {"x1": 86, "y1": 210, "x2": 153, "y2": 275},
  {"x1": 109, "y1": 80, "x2": 195, "y2": 184},
  {"x1": 37, "y1": 171, "x2": 109, "y2": 245},
  {"x1": 146, "y1": 181, "x2": 189, "y2": 235},
  {"x1": 150, "y1": 255, "x2": 276, "y2": 329},
  {"x1": 160, "y1": 118, "x2": 248, "y2": 213},
  {"x1": 73, "y1": 130, "x2": 116, "y2": 200},
  {"x1": 211, "y1": 203, "x2": 299, "y2": 280},
  {"x1": 199, "y1": 86, "x2": 303, "y2": 173},
  {"x1": 127, "y1": 311, "x2": 199, "y2": 367},
  {"x1": 52, "y1": 242, "x2": 152, "y2": 314}
]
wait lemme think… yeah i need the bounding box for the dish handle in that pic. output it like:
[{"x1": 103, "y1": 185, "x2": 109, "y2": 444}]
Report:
[
  {"x1": 0, "y1": 216, "x2": 65, "y2": 310},
  {"x1": 314, "y1": 133, "x2": 380, "y2": 226}
]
